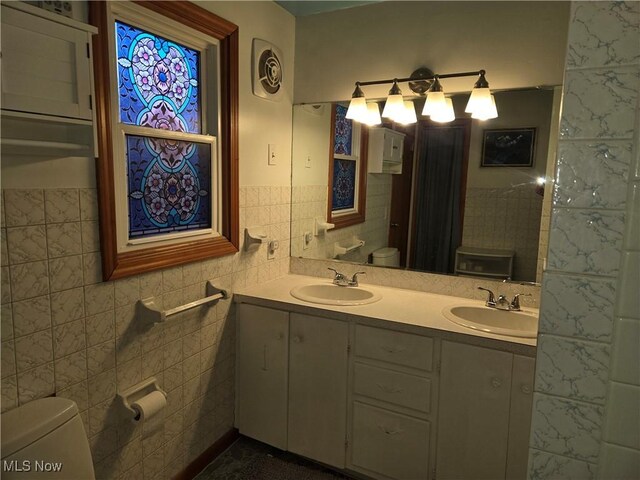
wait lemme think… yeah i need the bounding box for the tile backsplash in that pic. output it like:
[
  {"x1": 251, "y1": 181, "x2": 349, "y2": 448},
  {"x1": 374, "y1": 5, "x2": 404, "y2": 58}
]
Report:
[{"x1": 0, "y1": 186, "x2": 289, "y2": 480}]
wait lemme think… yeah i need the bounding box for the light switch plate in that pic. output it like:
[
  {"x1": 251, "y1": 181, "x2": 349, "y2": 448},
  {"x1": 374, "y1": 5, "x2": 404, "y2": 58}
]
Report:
[
  {"x1": 305, "y1": 155, "x2": 312, "y2": 168},
  {"x1": 268, "y1": 144, "x2": 277, "y2": 165}
]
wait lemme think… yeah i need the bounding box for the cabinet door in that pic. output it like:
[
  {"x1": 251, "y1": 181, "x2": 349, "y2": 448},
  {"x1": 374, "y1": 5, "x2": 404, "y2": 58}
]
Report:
[
  {"x1": 236, "y1": 304, "x2": 289, "y2": 450},
  {"x1": 436, "y1": 341, "x2": 513, "y2": 480},
  {"x1": 289, "y1": 313, "x2": 348, "y2": 468},
  {"x1": 1, "y1": 5, "x2": 93, "y2": 120},
  {"x1": 505, "y1": 355, "x2": 535, "y2": 480},
  {"x1": 352, "y1": 402, "x2": 430, "y2": 480}
]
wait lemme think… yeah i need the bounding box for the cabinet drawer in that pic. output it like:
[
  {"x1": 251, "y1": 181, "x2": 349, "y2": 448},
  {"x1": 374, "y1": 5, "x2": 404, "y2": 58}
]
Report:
[
  {"x1": 355, "y1": 325, "x2": 433, "y2": 371},
  {"x1": 354, "y1": 362, "x2": 431, "y2": 413},
  {"x1": 351, "y1": 402, "x2": 430, "y2": 480}
]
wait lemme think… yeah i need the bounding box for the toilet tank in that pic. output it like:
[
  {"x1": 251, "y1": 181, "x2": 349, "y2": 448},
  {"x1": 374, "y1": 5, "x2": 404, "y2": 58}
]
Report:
[
  {"x1": 1, "y1": 397, "x2": 95, "y2": 479},
  {"x1": 372, "y1": 247, "x2": 400, "y2": 267}
]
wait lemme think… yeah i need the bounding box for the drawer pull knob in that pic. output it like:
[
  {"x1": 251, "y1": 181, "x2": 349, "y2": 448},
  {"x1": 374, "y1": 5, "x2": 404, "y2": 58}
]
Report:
[
  {"x1": 378, "y1": 425, "x2": 404, "y2": 436},
  {"x1": 491, "y1": 377, "x2": 502, "y2": 388},
  {"x1": 377, "y1": 383, "x2": 402, "y2": 394},
  {"x1": 521, "y1": 385, "x2": 532, "y2": 394},
  {"x1": 380, "y1": 345, "x2": 406, "y2": 354},
  {"x1": 293, "y1": 336, "x2": 303, "y2": 343}
]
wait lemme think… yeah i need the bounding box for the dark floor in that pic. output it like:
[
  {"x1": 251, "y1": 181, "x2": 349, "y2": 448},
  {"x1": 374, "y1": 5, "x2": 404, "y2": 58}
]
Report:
[{"x1": 195, "y1": 436, "x2": 353, "y2": 480}]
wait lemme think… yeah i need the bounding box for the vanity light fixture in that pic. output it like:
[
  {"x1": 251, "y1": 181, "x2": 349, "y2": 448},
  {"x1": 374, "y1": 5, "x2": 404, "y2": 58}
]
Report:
[
  {"x1": 364, "y1": 102, "x2": 382, "y2": 126},
  {"x1": 345, "y1": 84, "x2": 367, "y2": 120},
  {"x1": 381, "y1": 80, "x2": 405, "y2": 120},
  {"x1": 347, "y1": 68, "x2": 497, "y2": 124}
]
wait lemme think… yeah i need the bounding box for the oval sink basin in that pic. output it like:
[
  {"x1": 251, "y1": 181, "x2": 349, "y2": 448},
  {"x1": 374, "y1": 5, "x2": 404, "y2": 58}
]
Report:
[
  {"x1": 442, "y1": 305, "x2": 538, "y2": 338},
  {"x1": 290, "y1": 284, "x2": 382, "y2": 306}
]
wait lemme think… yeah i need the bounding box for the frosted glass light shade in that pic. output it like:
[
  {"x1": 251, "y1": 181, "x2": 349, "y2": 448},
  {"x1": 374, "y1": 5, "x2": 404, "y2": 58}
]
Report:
[
  {"x1": 364, "y1": 103, "x2": 382, "y2": 126},
  {"x1": 431, "y1": 98, "x2": 455, "y2": 123},
  {"x1": 471, "y1": 94, "x2": 498, "y2": 120},
  {"x1": 465, "y1": 87, "x2": 492, "y2": 114},
  {"x1": 422, "y1": 91, "x2": 447, "y2": 116},
  {"x1": 397, "y1": 101, "x2": 417, "y2": 125},
  {"x1": 346, "y1": 96, "x2": 368, "y2": 121},
  {"x1": 382, "y1": 93, "x2": 405, "y2": 119}
]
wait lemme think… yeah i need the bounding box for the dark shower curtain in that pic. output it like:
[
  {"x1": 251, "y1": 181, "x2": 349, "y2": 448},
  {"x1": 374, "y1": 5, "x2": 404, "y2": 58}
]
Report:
[{"x1": 412, "y1": 125, "x2": 465, "y2": 273}]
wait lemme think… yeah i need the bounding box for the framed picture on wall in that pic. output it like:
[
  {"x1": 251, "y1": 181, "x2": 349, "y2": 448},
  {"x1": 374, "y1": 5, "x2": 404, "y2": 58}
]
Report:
[{"x1": 481, "y1": 128, "x2": 536, "y2": 167}]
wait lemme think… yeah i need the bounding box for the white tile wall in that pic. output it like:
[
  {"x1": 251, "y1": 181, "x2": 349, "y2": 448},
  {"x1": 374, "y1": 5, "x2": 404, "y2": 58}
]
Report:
[
  {"x1": 529, "y1": 2, "x2": 640, "y2": 478},
  {"x1": 0, "y1": 185, "x2": 290, "y2": 480}
]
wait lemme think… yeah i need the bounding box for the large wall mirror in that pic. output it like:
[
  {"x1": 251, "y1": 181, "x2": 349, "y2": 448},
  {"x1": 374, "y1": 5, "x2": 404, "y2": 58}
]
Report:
[{"x1": 290, "y1": 1, "x2": 570, "y2": 283}]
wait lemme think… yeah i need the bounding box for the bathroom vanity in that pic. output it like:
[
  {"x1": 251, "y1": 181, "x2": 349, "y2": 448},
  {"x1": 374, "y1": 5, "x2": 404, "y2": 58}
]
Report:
[{"x1": 234, "y1": 275, "x2": 536, "y2": 480}]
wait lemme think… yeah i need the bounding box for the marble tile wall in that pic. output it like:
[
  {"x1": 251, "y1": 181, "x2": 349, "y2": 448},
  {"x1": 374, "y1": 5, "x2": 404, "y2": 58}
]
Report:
[
  {"x1": 461, "y1": 186, "x2": 543, "y2": 282},
  {"x1": 0, "y1": 186, "x2": 290, "y2": 480},
  {"x1": 528, "y1": 2, "x2": 640, "y2": 478},
  {"x1": 290, "y1": 173, "x2": 392, "y2": 263}
]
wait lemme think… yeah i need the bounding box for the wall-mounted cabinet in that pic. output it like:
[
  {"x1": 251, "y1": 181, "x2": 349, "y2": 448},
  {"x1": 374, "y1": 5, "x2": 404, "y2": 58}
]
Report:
[
  {"x1": 0, "y1": 2, "x2": 97, "y2": 155},
  {"x1": 368, "y1": 127, "x2": 405, "y2": 174}
]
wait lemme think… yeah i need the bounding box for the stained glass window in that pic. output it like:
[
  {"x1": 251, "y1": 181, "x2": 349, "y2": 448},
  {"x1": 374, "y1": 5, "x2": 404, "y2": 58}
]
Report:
[
  {"x1": 116, "y1": 21, "x2": 201, "y2": 134},
  {"x1": 116, "y1": 20, "x2": 214, "y2": 240},
  {"x1": 332, "y1": 159, "x2": 356, "y2": 210},
  {"x1": 334, "y1": 104, "x2": 353, "y2": 156},
  {"x1": 126, "y1": 134, "x2": 212, "y2": 238}
]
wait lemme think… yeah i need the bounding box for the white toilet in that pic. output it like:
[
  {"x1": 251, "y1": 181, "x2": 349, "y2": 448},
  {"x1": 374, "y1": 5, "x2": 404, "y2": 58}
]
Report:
[
  {"x1": 372, "y1": 247, "x2": 400, "y2": 267},
  {"x1": 1, "y1": 397, "x2": 96, "y2": 479}
]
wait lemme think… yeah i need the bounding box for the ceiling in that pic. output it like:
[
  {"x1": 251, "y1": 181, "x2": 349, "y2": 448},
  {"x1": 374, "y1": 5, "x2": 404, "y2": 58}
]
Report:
[{"x1": 275, "y1": 1, "x2": 383, "y2": 17}]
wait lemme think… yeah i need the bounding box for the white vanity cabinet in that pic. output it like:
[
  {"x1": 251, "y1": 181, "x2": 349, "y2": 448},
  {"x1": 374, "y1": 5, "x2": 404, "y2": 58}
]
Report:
[
  {"x1": 435, "y1": 341, "x2": 535, "y2": 480},
  {"x1": 288, "y1": 313, "x2": 349, "y2": 468},
  {"x1": 348, "y1": 324, "x2": 437, "y2": 480},
  {"x1": 236, "y1": 299, "x2": 535, "y2": 480},
  {"x1": 368, "y1": 127, "x2": 406, "y2": 174},
  {"x1": 236, "y1": 306, "x2": 349, "y2": 467},
  {"x1": 236, "y1": 304, "x2": 289, "y2": 449}
]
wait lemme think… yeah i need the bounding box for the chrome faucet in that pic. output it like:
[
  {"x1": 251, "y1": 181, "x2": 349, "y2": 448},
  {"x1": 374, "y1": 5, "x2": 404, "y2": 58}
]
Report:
[
  {"x1": 478, "y1": 287, "x2": 531, "y2": 311},
  {"x1": 477, "y1": 287, "x2": 496, "y2": 307},
  {"x1": 328, "y1": 268, "x2": 365, "y2": 287},
  {"x1": 510, "y1": 293, "x2": 532, "y2": 311}
]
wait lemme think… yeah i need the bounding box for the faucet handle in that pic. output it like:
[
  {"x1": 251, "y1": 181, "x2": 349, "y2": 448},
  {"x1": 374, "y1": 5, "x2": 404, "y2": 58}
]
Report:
[
  {"x1": 328, "y1": 267, "x2": 343, "y2": 278},
  {"x1": 477, "y1": 287, "x2": 496, "y2": 307},
  {"x1": 351, "y1": 271, "x2": 366, "y2": 286},
  {"x1": 510, "y1": 293, "x2": 532, "y2": 311}
]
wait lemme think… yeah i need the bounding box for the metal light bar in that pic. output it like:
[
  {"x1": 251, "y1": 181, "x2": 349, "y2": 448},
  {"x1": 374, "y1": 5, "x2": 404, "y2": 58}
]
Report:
[{"x1": 356, "y1": 70, "x2": 485, "y2": 88}]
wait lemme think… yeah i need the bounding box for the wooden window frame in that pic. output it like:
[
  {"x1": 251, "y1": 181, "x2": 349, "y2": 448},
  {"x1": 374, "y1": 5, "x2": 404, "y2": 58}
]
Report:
[
  {"x1": 90, "y1": 1, "x2": 239, "y2": 280},
  {"x1": 327, "y1": 103, "x2": 368, "y2": 229}
]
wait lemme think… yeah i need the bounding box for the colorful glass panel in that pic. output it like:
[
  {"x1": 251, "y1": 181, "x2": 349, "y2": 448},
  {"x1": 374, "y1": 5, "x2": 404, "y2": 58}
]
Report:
[
  {"x1": 332, "y1": 159, "x2": 356, "y2": 210},
  {"x1": 116, "y1": 21, "x2": 201, "y2": 133},
  {"x1": 127, "y1": 134, "x2": 211, "y2": 238},
  {"x1": 334, "y1": 104, "x2": 353, "y2": 156}
]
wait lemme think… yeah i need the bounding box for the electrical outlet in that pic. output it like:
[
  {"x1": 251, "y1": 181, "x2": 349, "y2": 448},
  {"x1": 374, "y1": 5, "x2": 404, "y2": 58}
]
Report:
[
  {"x1": 268, "y1": 144, "x2": 277, "y2": 165},
  {"x1": 267, "y1": 239, "x2": 279, "y2": 260},
  {"x1": 302, "y1": 231, "x2": 312, "y2": 250}
]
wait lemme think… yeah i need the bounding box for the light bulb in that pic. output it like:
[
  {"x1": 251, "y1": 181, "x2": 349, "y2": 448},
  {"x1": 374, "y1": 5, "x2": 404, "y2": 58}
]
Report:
[
  {"x1": 397, "y1": 101, "x2": 417, "y2": 125},
  {"x1": 471, "y1": 94, "x2": 498, "y2": 120},
  {"x1": 431, "y1": 98, "x2": 455, "y2": 123}
]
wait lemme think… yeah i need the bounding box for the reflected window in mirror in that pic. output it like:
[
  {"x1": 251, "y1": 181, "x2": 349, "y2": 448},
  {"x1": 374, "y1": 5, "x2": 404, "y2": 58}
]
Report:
[{"x1": 328, "y1": 103, "x2": 368, "y2": 228}]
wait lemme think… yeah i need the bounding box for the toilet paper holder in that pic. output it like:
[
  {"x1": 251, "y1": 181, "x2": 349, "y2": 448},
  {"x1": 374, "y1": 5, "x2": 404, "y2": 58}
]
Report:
[{"x1": 117, "y1": 377, "x2": 167, "y2": 421}]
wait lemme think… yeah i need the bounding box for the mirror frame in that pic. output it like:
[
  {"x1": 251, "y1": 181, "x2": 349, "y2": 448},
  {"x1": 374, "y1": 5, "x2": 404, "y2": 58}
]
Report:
[
  {"x1": 90, "y1": 0, "x2": 240, "y2": 280},
  {"x1": 327, "y1": 103, "x2": 369, "y2": 229}
]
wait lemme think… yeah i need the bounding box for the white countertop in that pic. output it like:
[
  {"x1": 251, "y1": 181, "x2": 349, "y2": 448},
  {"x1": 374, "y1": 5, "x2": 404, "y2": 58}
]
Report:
[{"x1": 235, "y1": 274, "x2": 538, "y2": 353}]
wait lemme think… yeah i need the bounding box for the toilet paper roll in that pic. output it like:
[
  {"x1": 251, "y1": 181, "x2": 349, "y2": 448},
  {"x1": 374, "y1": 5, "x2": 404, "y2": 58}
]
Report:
[{"x1": 131, "y1": 391, "x2": 166, "y2": 422}]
